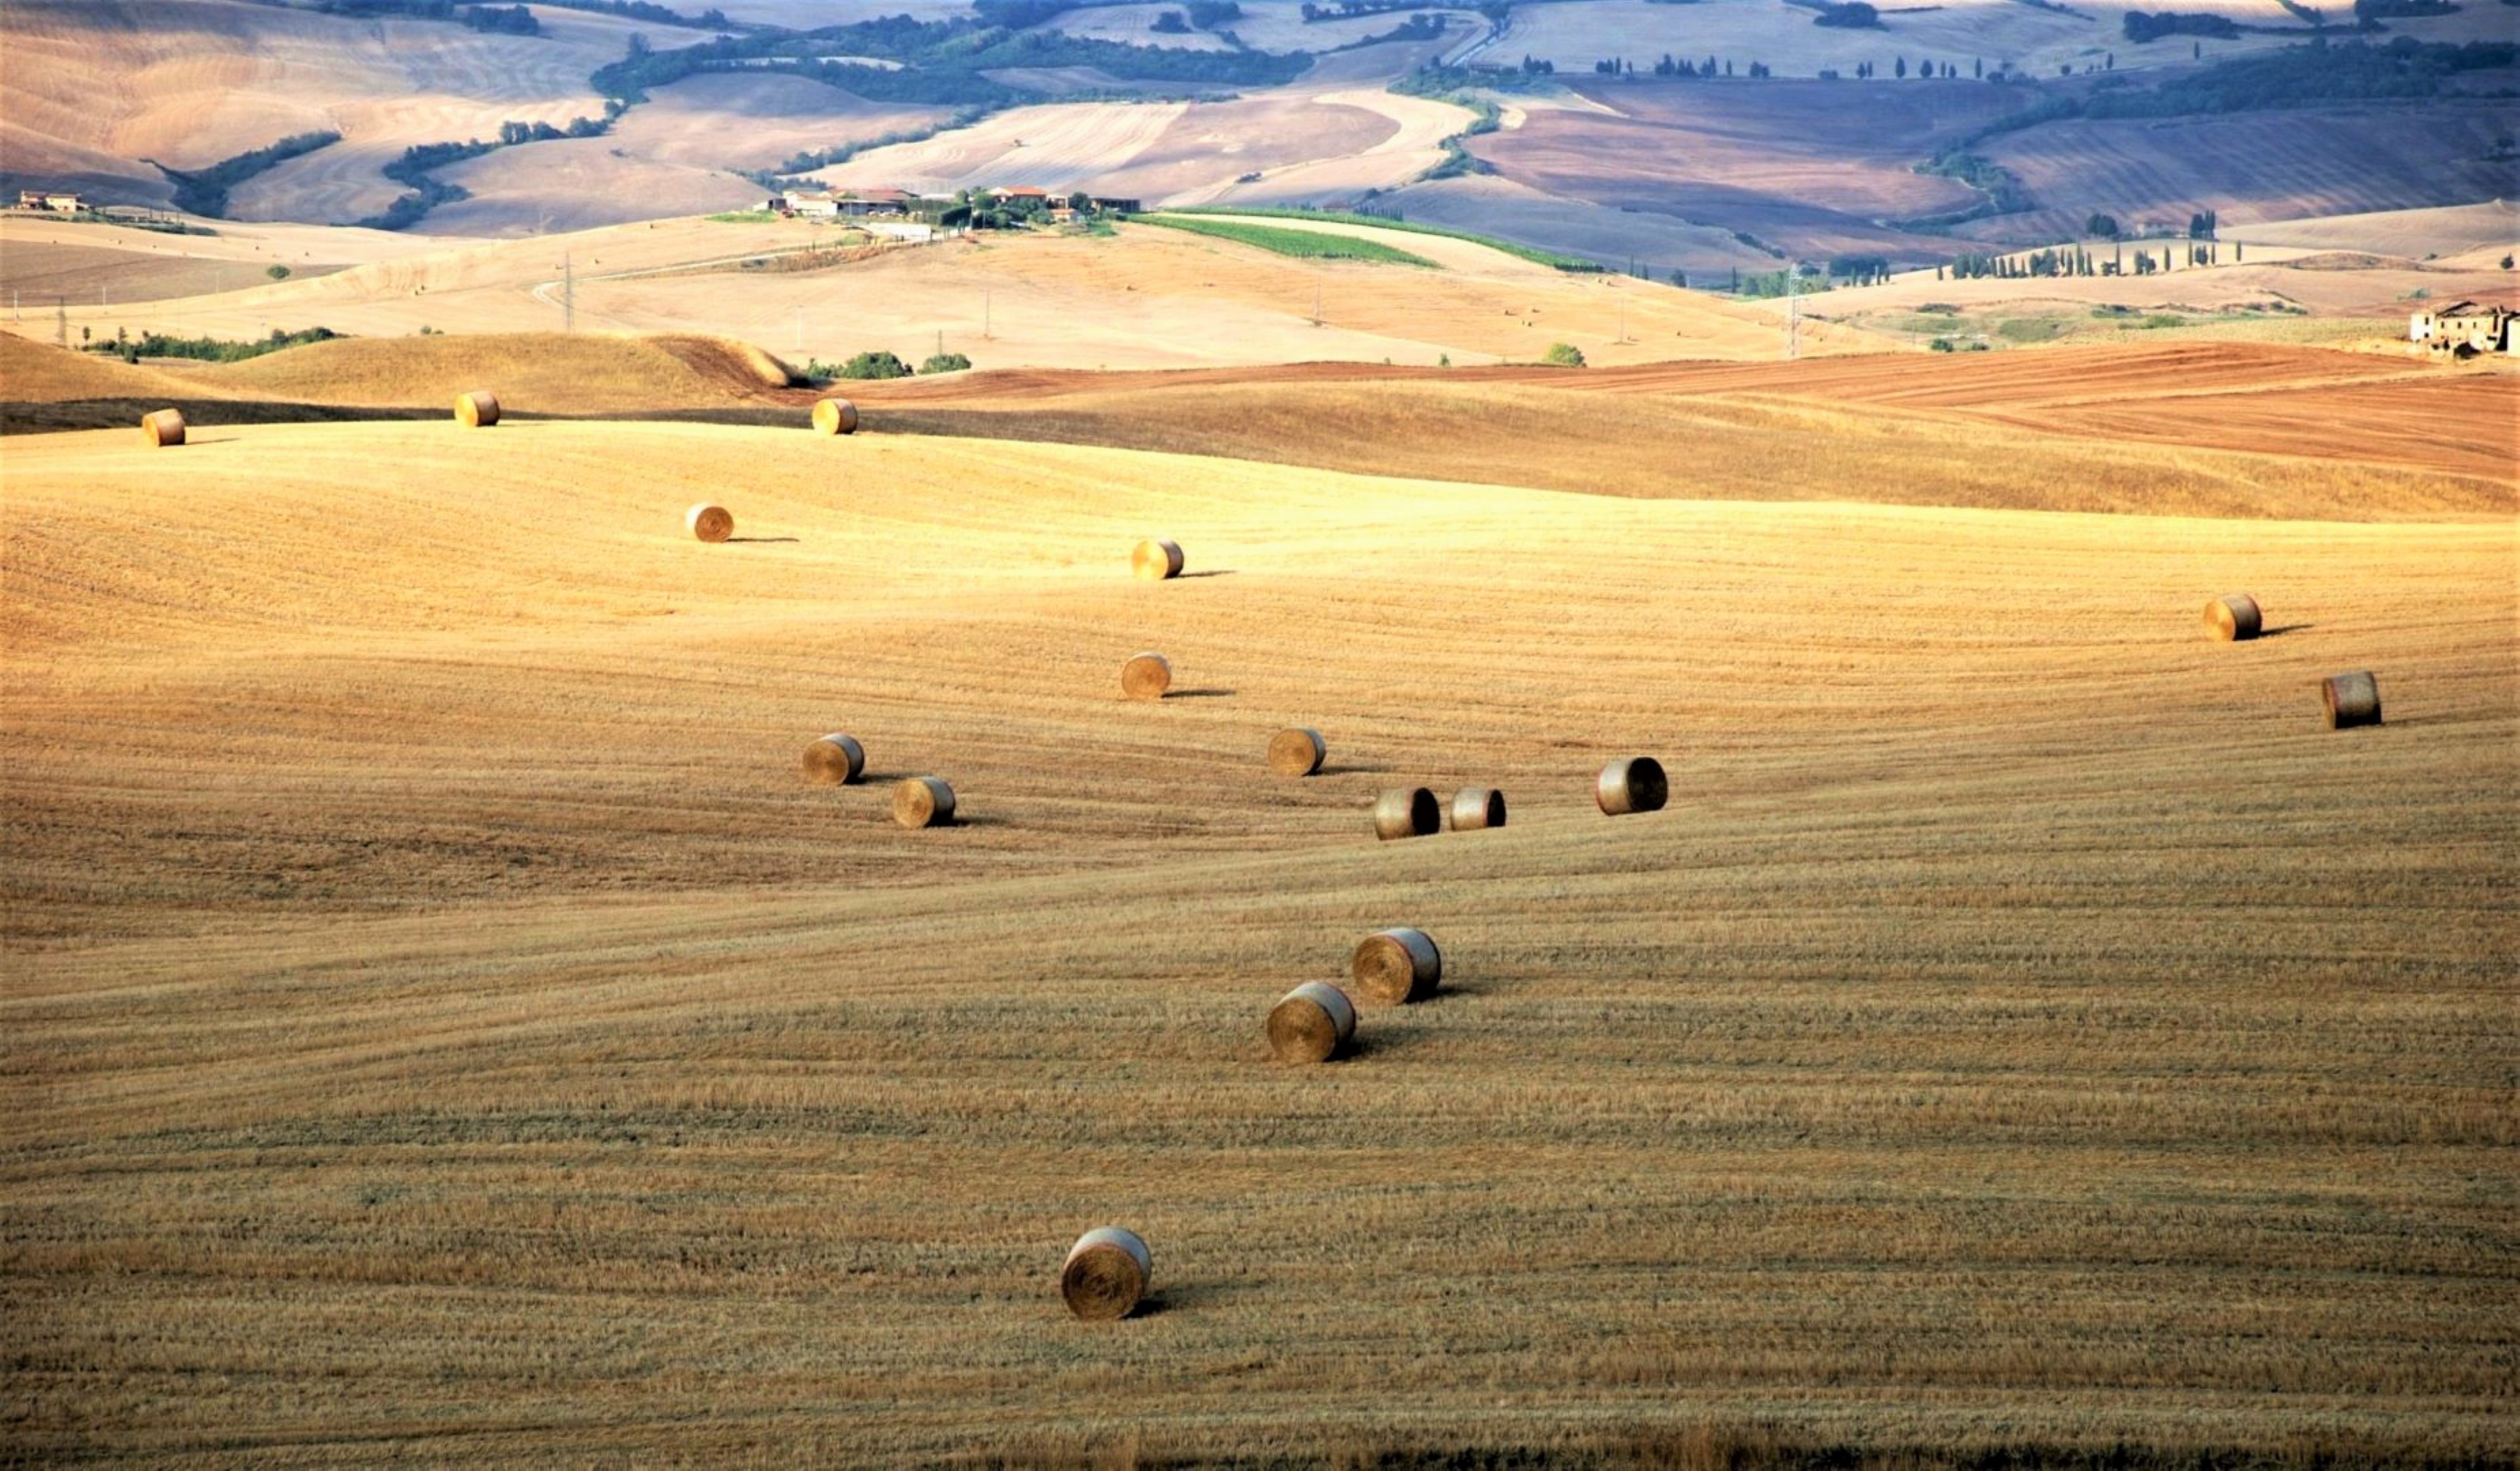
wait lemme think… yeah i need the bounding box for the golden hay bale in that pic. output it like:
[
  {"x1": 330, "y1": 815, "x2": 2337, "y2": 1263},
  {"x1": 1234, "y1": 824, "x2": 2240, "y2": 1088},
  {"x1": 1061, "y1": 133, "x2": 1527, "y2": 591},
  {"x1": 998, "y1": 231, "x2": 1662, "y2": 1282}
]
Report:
[
  {"x1": 1267, "y1": 980, "x2": 1356, "y2": 1064},
  {"x1": 811, "y1": 397, "x2": 859, "y2": 435},
  {"x1": 1121, "y1": 652, "x2": 1172, "y2": 701},
  {"x1": 453, "y1": 390, "x2": 500, "y2": 427},
  {"x1": 685, "y1": 503, "x2": 734, "y2": 543},
  {"x1": 893, "y1": 775, "x2": 956, "y2": 828},
  {"x1": 2322, "y1": 671, "x2": 2382, "y2": 729},
  {"x1": 1267, "y1": 726, "x2": 1326, "y2": 777},
  {"x1": 1132, "y1": 538, "x2": 1184, "y2": 581},
  {"x1": 1596, "y1": 757, "x2": 1667, "y2": 816},
  {"x1": 139, "y1": 408, "x2": 185, "y2": 447},
  {"x1": 2204, "y1": 593, "x2": 2263, "y2": 642},
  {"x1": 1061, "y1": 1226, "x2": 1151, "y2": 1321},
  {"x1": 1372, "y1": 787, "x2": 1441, "y2": 841},
  {"x1": 1350, "y1": 927, "x2": 1442, "y2": 1006},
  {"x1": 1449, "y1": 787, "x2": 1505, "y2": 831},
  {"x1": 802, "y1": 733, "x2": 865, "y2": 785}
]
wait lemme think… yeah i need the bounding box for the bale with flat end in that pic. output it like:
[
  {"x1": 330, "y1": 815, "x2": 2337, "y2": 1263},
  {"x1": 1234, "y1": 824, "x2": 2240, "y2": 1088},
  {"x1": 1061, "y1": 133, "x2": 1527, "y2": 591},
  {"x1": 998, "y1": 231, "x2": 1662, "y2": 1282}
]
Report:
[
  {"x1": 1121, "y1": 652, "x2": 1172, "y2": 700},
  {"x1": 1060, "y1": 1227, "x2": 1150, "y2": 1321},
  {"x1": 811, "y1": 398, "x2": 858, "y2": 435},
  {"x1": 1268, "y1": 727, "x2": 1326, "y2": 777},
  {"x1": 2204, "y1": 594, "x2": 2262, "y2": 641},
  {"x1": 1267, "y1": 980, "x2": 1356, "y2": 1063},
  {"x1": 1351, "y1": 927, "x2": 1441, "y2": 1005},
  {"x1": 894, "y1": 775, "x2": 956, "y2": 827},
  {"x1": 1597, "y1": 757, "x2": 1667, "y2": 816},
  {"x1": 803, "y1": 733, "x2": 865, "y2": 785},
  {"x1": 1372, "y1": 787, "x2": 1440, "y2": 841},
  {"x1": 686, "y1": 503, "x2": 733, "y2": 543},
  {"x1": 454, "y1": 391, "x2": 500, "y2": 427},
  {"x1": 2323, "y1": 671, "x2": 2381, "y2": 729},
  {"x1": 1132, "y1": 538, "x2": 1184, "y2": 581},
  {"x1": 139, "y1": 409, "x2": 185, "y2": 447},
  {"x1": 1450, "y1": 787, "x2": 1505, "y2": 831}
]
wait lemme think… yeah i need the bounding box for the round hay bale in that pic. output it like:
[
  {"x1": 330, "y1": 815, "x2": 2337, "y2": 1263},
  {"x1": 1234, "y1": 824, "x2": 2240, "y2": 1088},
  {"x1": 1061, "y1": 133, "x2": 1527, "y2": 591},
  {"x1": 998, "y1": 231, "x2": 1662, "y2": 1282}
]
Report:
[
  {"x1": 811, "y1": 397, "x2": 859, "y2": 435},
  {"x1": 1449, "y1": 787, "x2": 1505, "y2": 831},
  {"x1": 685, "y1": 503, "x2": 734, "y2": 543},
  {"x1": 893, "y1": 775, "x2": 956, "y2": 828},
  {"x1": 1372, "y1": 787, "x2": 1440, "y2": 841},
  {"x1": 139, "y1": 408, "x2": 185, "y2": 447},
  {"x1": 1266, "y1": 980, "x2": 1356, "y2": 1063},
  {"x1": 454, "y1": 391, "x2": 500, "y2": 427},
  {"x1": 2322, "y1": 671, "x2": 2382, "y2": 729},
  {"x1": 1267, "y1": 726, "x2": 1326, "y2": 777},
  {"x1": 802, "y1": 733, "x2": 865, "y2": 785},
  {"x1": 1120, "y1": 652, "x2": 1172, "y2": 701},
  {"x1": 1350, "y1": 927, "x2": 1441, "y2": 1005},
  {"x1": 1596, "y1": 757, "x2": 1668, "y2": 816},
  {"x1": 1132, "y1": 538, "x2": 1184, "y2": 581},
  {"x1": 2204, "y1": 593, "x2": 2263, "y2": 642},
  {"x1": 1060, "y1": 1226, "x2": 1150, "y2": 1321}
]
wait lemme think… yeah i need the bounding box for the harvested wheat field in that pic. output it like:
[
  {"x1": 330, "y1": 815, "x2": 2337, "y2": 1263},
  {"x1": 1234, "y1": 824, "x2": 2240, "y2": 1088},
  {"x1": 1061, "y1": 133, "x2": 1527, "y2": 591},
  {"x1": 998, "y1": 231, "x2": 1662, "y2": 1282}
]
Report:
[{"x1": 2, "y1": 400, "x2": 2513, "y2": 1463}]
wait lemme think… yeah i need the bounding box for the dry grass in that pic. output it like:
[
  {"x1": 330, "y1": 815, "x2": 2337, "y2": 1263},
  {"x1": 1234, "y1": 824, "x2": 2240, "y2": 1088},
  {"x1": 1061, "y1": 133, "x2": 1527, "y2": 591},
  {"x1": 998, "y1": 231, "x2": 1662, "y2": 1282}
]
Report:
[{"x1": 2, "y1": 408, "x2": 2512, "y2": 1464}]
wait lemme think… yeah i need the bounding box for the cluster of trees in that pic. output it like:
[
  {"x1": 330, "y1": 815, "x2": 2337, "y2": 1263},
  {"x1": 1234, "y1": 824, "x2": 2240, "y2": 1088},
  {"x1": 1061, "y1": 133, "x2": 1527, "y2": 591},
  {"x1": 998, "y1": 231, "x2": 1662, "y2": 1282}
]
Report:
[
  {"x1": 594, "y1": 16, "x2": 1307, "y2": 111},
  {"x1": 297, "y1": 1, "x2": 541, "y2": 32},
  {"x1": 540, "y1": 0, "x2": 731, "y2": 25},
  {"x1": 154, "y1": 130, "x2": 340, "y2": 218},
  {"x1": 1828, "y1": 254, "x2": 1894, "y2": 285},
  {"x1": 357, "y1": 111, "x2": 611, "y2": 230},
  {"x1": 88, "y1": 325, "x2": 341, "y2": 365},
  {"x1": 2122, "y1": 11, "x2": 2242, "y2": 41},
  {"x1": 2085, "y1": 37, "x2": 2515, "y2": 114},
  {"x1": 1813, "y1": 2, "x2": 1881, "y2": 27},
  {"x1": 2353, "y1": 0, "x2": 2459, "y2": 19},
  {"x1": 804, "y1": 349, "x2": 974, "y2": 382},
  {"x1": 1938, "y1": 239, "x2": 2234, "y2": 278}
]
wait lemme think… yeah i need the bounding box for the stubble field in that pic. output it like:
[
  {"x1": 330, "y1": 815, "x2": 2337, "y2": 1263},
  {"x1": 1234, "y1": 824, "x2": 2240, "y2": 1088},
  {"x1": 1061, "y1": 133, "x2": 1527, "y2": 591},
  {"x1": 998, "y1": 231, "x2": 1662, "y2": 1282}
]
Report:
[{"x1": 3, "y1": 374, "x2": 2513, "y2": 1463}]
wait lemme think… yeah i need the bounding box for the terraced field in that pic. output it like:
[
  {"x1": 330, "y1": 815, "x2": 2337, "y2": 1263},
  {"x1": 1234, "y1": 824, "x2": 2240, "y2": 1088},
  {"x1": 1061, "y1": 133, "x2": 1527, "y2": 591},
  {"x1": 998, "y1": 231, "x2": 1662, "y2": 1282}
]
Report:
[{"x1": 4, "y1": 394, "x2": 2512, "y2": 1463}]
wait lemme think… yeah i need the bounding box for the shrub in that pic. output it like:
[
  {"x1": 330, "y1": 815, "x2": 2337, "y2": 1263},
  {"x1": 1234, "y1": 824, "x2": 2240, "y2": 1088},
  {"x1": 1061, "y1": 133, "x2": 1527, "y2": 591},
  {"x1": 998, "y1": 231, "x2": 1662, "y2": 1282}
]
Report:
[
  {"x1": 921, "y1": 352, "x2": 973, "y2": 374},
  {"x1": 266, "y1": 264, "x2": 291, "y2": 280},
  {"x1": 1541, "y1": 342, "x2": 1586, "y2": 367},
  {"x1": 837, "y1": 350, "x2": 914, "y2": 380}
]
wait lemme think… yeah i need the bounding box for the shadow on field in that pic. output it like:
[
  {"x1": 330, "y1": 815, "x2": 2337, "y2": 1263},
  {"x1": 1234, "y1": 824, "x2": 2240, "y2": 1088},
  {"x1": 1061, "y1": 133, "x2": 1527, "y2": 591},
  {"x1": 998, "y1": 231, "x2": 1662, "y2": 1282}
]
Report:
[
  {"x1": 1316, "y1": 763, "x2": 1391, "y2": 776},
  {"x1": 1177, "y1": 569, "x2": 1235, "y2": 579},
  {"x1": 2261, "y1": 623, "x2": 2316, "y2": 637},
  {"x1": 724, "y1": 536, "x2": 799, "y2": 544},
  {"x1": 1167, "y1": 688, "x2": 1235, "y2": 700}
]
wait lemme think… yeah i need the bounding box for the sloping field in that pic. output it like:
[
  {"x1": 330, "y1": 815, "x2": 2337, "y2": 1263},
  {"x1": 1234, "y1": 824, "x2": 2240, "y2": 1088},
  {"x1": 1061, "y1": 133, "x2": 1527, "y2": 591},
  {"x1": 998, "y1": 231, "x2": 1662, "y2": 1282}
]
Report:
[
  {"x1": 605, "y1": 72, "x2": 950, "y2": 174},
  {"x1": 3, "y1": 419, "x2": 2513, "y2": 1464},
  {"x1": 1385, "y1": 173, "x2": 1783, "y2": 280},
  {"x1": 204, "y1": 331, "x2": 796, "y2": 413},
  {"x1": 846, "y1": 343, "x2": 2513, "y2": 516},
  {"x1": 809, "y1": 99, "x2": 1195, "y2": 196},
  {"x1": 1, "y1": 0, "x2": 649, "y2": 224},
  {"x1": 1971, "y1": 102, "x2": 2520, "y2": 246},
  {"x1": 0, "y1": 331, "x2": 235, "y2": 403},
  {"x1": 1494, "y1": 0, "x2": 2486, "y2": 80},
  {"x1": 46, "y1": 223, "x2": 1861, "y2": 372},
  {"x1": 2232, "y1": 201, "x2": 2520, "y2": 259},
  {"x1": 0, "y1": 239, "x2": 343, "y2": 308},
  {"x1": 1471, "y1": 78, "x2": 2039, "y2": 264}
]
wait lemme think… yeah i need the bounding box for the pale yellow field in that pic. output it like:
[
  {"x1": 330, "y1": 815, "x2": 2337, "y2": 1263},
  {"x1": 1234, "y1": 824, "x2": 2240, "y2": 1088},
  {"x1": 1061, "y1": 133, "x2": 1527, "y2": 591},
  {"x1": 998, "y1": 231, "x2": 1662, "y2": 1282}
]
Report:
[
  {"x1": 2, "y1": 406, "x2": 2513, "y2": 1464},
  {"x1": 28, "y1": 216, "x2": 1872, "y2": 371}
]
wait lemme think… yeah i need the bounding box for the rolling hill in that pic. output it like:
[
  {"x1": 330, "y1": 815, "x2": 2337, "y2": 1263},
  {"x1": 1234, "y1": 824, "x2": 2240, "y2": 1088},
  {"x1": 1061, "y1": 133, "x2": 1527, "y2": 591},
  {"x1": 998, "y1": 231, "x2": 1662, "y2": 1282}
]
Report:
[{"x1": 3, "y1": 408, "x2": 2512, "y2": 1463}]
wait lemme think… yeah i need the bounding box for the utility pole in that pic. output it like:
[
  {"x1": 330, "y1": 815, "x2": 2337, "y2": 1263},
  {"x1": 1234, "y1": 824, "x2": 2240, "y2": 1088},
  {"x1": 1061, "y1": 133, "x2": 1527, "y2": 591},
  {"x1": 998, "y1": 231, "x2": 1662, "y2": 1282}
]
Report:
[
  {"x1": 56, "y1": 298, "x2": 67, "y2": 348},
  {"x1": 983, "y1": 289, "x2": 992, "y2": 340},
  {"x1": 1786, "y1": 263, "x2": 1800, "y2": 360},
  {"x1": 562, "y1": 251, "x2": 575, "y2": 332},
  {"x1": 1310, "y1": 280, "x2": 1322, "y2": 327}
]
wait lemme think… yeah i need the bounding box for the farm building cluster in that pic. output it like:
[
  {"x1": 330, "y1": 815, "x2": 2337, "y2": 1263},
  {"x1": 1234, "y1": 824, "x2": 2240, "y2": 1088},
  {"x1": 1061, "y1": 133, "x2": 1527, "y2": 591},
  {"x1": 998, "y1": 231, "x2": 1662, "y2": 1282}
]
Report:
[
  {"x1": 2408, "y1": 301, "x2": 2516, "y2": 355},
  {"x1": 771, "y1": 185, "x2": 1142, "y2": 227}
]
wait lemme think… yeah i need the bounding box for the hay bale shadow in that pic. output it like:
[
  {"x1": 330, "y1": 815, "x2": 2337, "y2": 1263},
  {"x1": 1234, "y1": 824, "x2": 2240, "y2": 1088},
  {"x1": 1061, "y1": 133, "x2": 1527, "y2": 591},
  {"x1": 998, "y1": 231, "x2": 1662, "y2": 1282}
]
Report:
[
  {"x1": 2261, "y1": 623, "x2": 2316, "y2": 637},
  {"x1": 724, "y1": 536, "x2": 800, "y2": 544},
  {"x1": 1167, "y1": 688, "x2": 1235, "y2": 699}
]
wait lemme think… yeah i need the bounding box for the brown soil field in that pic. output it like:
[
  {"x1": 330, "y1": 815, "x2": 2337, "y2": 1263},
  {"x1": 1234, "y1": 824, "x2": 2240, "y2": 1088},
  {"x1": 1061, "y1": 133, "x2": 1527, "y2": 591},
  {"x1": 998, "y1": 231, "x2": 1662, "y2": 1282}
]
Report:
[
  {"x1": 1470, "y1": 78, "x2": 2041, "y2": 264},
  {"x1": 1970, "y1": 102, "x2": 2520, "y2": 246},
  {"x1": 0, "y1": 239, "x2": 348, "y2": 307},
  {"x1": 4, "y1": 410, "x2": 2512, "y2": 1464}
]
